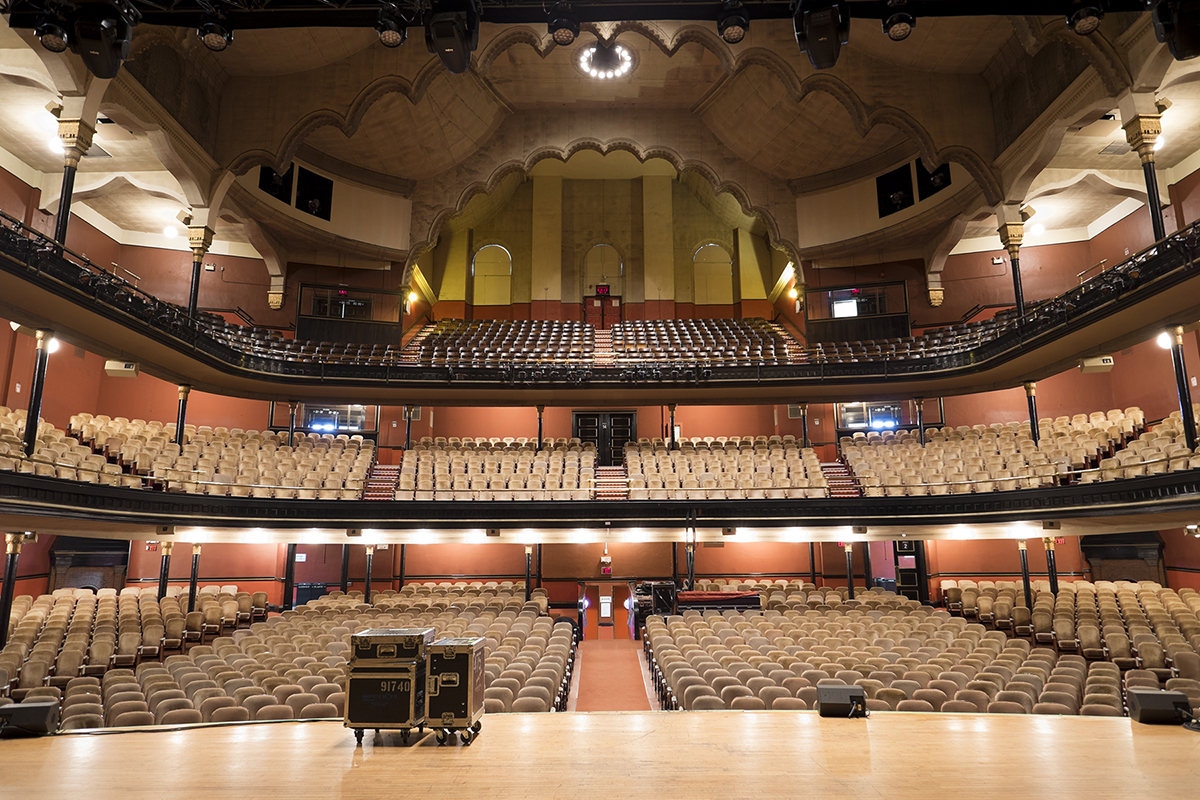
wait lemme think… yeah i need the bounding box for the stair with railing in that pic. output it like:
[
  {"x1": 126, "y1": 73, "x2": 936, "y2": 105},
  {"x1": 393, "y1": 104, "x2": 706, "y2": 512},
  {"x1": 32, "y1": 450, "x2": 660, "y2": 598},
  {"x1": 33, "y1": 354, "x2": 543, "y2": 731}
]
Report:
[
  {"x1": 362, "y1": 463, "x2": 401, "y2": 500},
  {"x1": 593, "y1": 466, "x2": 628, "y2": 500},
  {"x1": 820, "y1": 461, "x2": 861, "y2": 498}
]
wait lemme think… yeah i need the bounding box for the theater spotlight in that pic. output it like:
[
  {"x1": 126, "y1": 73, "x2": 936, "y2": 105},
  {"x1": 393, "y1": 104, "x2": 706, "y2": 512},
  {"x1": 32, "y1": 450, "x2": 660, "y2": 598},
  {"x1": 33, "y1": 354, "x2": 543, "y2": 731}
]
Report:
[
  {"x1": 883, "y1": 12, "x2": 915, "y2": 41},
  {"x1": 34, "y1": 15, "x2": 70, "y2": 53},
  {"x1": 1066, "y1": 3, "x2": 1104, "y2": 35},
  {"x1": 424, "y1": 0, "x2": 482, "y2": 74},
  {"x1": 793, "y1": 0, "x2": 850, "y2": 71},
  {"x1": 548, "y1": 3, "x2": 579, "y2": 46},
  {"x1": 1150, "y1": 0, "x2": 1200, "y2": 60},
  {"x1": 197, "y1": 16, "x2": 233, "y2": 52},
  {"x1": 717, "y1": 1, "x2": 749, "y2": 44},
  {"x1": 71, "y1": 3, "x2": 137, "y2": 79},
  {"x1": 376, "y1": 6, "x2": 408, "y2": 48}
]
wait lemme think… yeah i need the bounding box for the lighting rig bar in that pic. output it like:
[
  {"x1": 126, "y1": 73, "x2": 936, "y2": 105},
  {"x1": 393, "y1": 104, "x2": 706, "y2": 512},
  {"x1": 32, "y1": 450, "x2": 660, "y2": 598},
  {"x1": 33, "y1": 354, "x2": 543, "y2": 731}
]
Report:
[{"x1": 1, "y1": 1, "x2": 1152, "y2": 31}]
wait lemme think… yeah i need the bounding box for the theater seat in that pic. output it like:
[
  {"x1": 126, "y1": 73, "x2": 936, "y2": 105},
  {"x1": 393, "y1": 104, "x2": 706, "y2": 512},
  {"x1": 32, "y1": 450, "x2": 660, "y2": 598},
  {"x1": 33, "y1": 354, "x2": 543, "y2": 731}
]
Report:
[
  {"x1": 210, "y1": 706, "x2": 251, "y2": 722},
  {"x1": 1079, "y1": 704, "x2": 1121, "y2": 716},
  {"x1": 691, "y1": 695, "x2": 725, "y2": 710},
  {"x1": 771, "y1": 697, "x2": 807, "y2": 710},
  {"x1": 255, "y1": 704, "x2": 295, "y2": 721},
  {"x1": 299, "y1": 703, "x2": 340, "y2": 719},
  {"x1": 940, "y1": 700, "x2": 979, "y2": 713},
  {"x1": 159, "y1": 708, "x2": 203, "y2": 725}
]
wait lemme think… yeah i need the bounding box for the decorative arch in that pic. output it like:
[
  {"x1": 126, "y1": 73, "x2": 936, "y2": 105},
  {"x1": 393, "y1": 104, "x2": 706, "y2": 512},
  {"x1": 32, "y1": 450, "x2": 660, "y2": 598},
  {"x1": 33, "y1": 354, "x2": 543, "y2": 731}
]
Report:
[
  {"x1": 692, "y1": 242, "x2": 734, "y2": 307},
  {"x1": 471, "y1": 242, "x2": 514, "y2": 306}
]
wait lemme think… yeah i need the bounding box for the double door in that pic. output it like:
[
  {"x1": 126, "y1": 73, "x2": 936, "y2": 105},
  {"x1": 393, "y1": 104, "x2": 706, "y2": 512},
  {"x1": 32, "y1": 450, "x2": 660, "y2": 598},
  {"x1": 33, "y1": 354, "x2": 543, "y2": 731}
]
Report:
[
  {"x1": 584, "y1": 295, "x2": 622, "y2": 330},
  {"x1": 573, "y1": 411, "x2": 636, "y2": 467}
]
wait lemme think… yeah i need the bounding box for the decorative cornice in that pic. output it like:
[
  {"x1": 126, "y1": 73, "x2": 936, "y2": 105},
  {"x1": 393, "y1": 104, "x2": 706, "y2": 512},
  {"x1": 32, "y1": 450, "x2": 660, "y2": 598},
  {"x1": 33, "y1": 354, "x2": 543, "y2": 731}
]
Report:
[{"x1": 295, "y1": 145, "x2": 417, "y2": 197}]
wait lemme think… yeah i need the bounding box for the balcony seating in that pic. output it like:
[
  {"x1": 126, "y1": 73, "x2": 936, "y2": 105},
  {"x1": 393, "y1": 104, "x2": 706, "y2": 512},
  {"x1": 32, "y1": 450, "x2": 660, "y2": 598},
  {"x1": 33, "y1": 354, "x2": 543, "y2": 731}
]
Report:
[
  {"x1": 625, "y1": 435, "x2": 828, "y2": 500},
  {"x1": 395, "y1": 437, "x2": 595, "y2": 501},
  {"x1": 611, "y1": 318, "x2": 792, "y2": 366},
  {"x1": 413, "y1": 319, "x2": 595, "y2": 367}
]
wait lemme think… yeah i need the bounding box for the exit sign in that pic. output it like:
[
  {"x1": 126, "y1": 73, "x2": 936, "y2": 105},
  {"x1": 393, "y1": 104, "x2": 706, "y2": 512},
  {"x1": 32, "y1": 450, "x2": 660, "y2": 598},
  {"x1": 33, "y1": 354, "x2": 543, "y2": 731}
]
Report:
[
  {"x1": 601, "y1": 566, "x2": 612, "y2": 575},
  {"x1": 1056, "y1": 537, "x2": 1066, "y2": 545}
]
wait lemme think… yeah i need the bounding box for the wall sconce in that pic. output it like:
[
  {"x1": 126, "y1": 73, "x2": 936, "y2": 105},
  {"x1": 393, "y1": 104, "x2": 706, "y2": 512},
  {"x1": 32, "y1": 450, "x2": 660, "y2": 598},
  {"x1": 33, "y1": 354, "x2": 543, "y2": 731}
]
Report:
[
  {"x1": 788, "y1": 285, "x2": 803, "y2": 314},
  {"x1": 404, "y1": 290, "x2": 418, "y2": 314}
]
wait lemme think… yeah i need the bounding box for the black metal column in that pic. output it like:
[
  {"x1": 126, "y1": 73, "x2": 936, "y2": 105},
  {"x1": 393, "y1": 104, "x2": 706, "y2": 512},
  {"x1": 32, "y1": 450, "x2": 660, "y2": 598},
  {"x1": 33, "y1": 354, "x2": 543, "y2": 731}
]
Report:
[
  {"x1": 1143, "y1": 161, "x2": 1166, "y2": 242},
  {"x1": 283, "y1": 543, "x2": 298, "y2": 610},
  {"x1": 671, "y1": 542, "x2": 679, "y2": 585},
  {"x1": 405, "y1": 406, "x2": 413, "y2": 450},
  {"x1": 668, "y1": 404, "x2": 677, "y2": 450},
  {"x1": 536, "y1": 543, "x2": 543, "y2": 589},
  {"x1": 862, "y1": 542, "x2": 872, "y2": 590},
  {"x1": 1025, "y1": 382, "x2": 1040, "y2": 445},
  {"x1": 288, "y1": 402, "x2": 297, "y2": 448},
  {"x1": 524, "y1": 547, "x2": 533, "y2": 602},
  {"x1": 187, "y1": 545, "x2": 201, "y2": 613},
  {"x1": 1169, "y1": 327, "x2": 1198, "y2": 450},
  {"x1": 1044, "y1": 538, "x2": 1059, "y2": 596},
  {"x1": 0, "y1": 534, "x2": 23, "y2": 650},
  {"x1": 685, "y1": 542, "x2": 695, "y2": 591},
  {"x1": 175, "y1": 385, "x2": 190, "y2": 446},
  {"x1": 536, "y1": 405, "x2": 544, "y2": 452},
  {"x1": 844, "y1": 544, "x2": 855, "y2": 600},
  {"x1": 809, "y1": 542, "x2": 817, "y2": 585},
  {"x1": 22, "y1": 330, "x2": 51, "y2": 457},
  {"x1": 1018, "y1": 540, "x2": 1033, "y2": 609},
  {"x1": 340, "y1": 544, "x2": 351, "y2": 593},
  {"x1": 187, "y1": 251, "x2": 203, "y2": 318},
  {"x1": 799, "y1": 403, "x2": 809, "y2": 449},
  {"x1": 1010, "y1": 254, "x2": 1025, "y2": 322},
  {"x1": 53, "y1": 164, "x2": 77, "y2": 245},
  {"x1": 362, "y1": 545, "x2": 373, "y2": 605},
  {"x1": 397, "y1": 544, "x2": 406, "y2": 589},
  {"x1": 916, "y1": 399, "x2": 925, "y2": 446},
  {"x1": 156, "y1": 542, "x2": 173, "y2": 600}
]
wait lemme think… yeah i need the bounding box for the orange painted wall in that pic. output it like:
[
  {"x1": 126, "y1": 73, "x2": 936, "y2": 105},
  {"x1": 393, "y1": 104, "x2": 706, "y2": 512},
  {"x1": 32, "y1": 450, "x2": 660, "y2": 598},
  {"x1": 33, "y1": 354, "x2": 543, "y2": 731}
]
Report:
[
  {"x1": 400, "y1": 543, "x2": 528, "y2": 582},
  {"x1": 124, "y1": 541, "x2": 286, "y2": 605},
  {"x1": 924, "y1": 537, "x2": 1088, "y2": 602},
  {"x1": 0, "y1": 534, "x2": 56, "y2": 599},
  {"x1": 1162, "y1": 528, "x2": 1200, "y2": 592}
]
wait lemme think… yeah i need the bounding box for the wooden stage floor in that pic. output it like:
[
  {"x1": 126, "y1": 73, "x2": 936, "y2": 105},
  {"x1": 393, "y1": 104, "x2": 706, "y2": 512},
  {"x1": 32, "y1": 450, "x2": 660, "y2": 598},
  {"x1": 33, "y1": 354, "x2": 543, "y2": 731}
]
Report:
[{"x1": 3, "y1": 711, "x2": 1199, "y2": 800}]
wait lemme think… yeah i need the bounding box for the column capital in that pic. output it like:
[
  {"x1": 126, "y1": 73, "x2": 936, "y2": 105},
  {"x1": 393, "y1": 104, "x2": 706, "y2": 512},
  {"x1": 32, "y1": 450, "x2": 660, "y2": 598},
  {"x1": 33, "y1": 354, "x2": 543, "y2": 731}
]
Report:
[
  {"x1": 1017, "y1": 539, "x2": 1027, "y2": 551},
  {"x1": 178, "y1": 384, "x2": 191, "y2": 400},
  {"x1": 192, "y1": 544, "x2": 203, "y2": 556},
  {"x1": 5, "y1": 533, "x2": 24, "y2": 555},
  {"x1": 1024, "y1": 381, "x2": 1036, "y2": 397},
  {"x1": 927, "y1": 287, "x2": 944, "y2": 307},
  {"x1": 187, "y1": 225, "x2": 215, "y2": 255},
  {"x1": 160, "y1": 542, "x2": 174, "y2": 556},
  {"x1": 997, "y1": 222, "x2": 1023, "y2": 260},
  {"x1": 57, "y1": 119, "x2": 95, "y2": 168},
  {"x1": 1122, "y1": 114, "x2": 1162, "y2": 165},
  {"x1": 1042, "y1": 536, "x2": 1056, "y2": 551}
]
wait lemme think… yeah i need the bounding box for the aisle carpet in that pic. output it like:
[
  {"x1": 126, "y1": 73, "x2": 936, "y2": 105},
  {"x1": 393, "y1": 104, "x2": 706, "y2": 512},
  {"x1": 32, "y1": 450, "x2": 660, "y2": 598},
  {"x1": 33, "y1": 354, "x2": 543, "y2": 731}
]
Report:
[{"x1": 573, "y1": 639, "x2": 654, "y2": 712}]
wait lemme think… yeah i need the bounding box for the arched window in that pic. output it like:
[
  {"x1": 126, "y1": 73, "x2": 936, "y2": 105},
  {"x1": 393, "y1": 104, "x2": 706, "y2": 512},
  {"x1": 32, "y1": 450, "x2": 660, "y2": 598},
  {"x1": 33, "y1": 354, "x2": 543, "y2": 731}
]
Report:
[
  {"x1": 583, "y1": 243, "x2": 624, "y2": 297},
  {"x1": 693, "y1": 243, "x2": 733, "y2": 306},
  {"x1": 472, "y1": 244, "x2": 512, "y2": 306}
]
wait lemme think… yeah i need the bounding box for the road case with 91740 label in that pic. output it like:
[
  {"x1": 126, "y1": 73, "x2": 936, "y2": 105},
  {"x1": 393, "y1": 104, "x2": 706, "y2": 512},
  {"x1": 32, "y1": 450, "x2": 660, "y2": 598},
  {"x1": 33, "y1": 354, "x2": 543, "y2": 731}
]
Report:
[
  {"x1": 345, "y1": 663, "x2": 426, "y2": 745},
  {"x1": 426, "y1": 637, "x2": 486, "y2": 745}
]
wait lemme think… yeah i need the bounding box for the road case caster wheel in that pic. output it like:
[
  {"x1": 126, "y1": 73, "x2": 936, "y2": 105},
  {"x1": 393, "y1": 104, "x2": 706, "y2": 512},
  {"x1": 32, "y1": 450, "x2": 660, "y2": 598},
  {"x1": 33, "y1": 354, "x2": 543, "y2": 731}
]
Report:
[
  {"x1": 436, "y1": 730, "x2": 450, "y2": 745},
  {"x1": 354, "y1": 729, "x2": 363, "y2": 746}
]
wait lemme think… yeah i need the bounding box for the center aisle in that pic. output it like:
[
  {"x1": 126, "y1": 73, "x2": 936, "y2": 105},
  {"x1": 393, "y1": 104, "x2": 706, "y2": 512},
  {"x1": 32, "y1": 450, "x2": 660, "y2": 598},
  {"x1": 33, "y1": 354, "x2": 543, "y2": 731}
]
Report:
[{"x1": 572, "y1": 639, "x2": 655, "y2": 712}]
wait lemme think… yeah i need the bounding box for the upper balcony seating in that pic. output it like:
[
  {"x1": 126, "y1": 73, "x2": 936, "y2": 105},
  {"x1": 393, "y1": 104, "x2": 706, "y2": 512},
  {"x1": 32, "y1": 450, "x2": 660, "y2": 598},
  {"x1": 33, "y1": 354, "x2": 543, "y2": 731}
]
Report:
[
  {"x1": 611, "y1": 318, "x2": 793, "y2": 366},
  {"x1": 394, "y1": 437, "x2": 596, "y2": 501},
  {"x1": 625, "y1": 435, "x2": 829, "y2": 500},
  {"x1": 413, "y1": 319, "x2": 595, "y2": 367}
]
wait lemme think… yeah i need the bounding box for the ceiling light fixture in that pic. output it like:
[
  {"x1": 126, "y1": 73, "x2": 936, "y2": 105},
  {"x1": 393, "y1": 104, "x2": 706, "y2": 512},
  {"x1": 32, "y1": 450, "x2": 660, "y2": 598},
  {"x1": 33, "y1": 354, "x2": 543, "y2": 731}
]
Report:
[
  {"x1": 424, "y1": 0, "x2": 482, "y2": 74},
  {"x1": 579, "y1": 41, "x2": 633, "y2": 80},
  {"x1": 717, "y1": 1, "x2": 749, "y2": 44},
  {"x1": 548, "y1": 3, "x2": 579, "y2": 46},
  {"x1": 1066, "y1": 4, "x2": 1104, "y2": 35},
  {"x1": 1157, "y1": 330, "x2": 1174, "y2": 349},
  {"x1": 70, "y1": 3, "x2": 137, "y2": 79},
  {"x1": 1155, "y1": 136, "x2": 1166, "y2": 151},
  {"x1": 163, "y1": 226, "x2": 178, "y2": 239},
  {"x1": 794, "y1": 0, "x2": 850, "y2": 71},
  {"x1": 48, "y1": 137, "x2": 64, "y2": 154},
  {"x1": 376, "y1": 6, "x2": 408, "y2": 48},
  {"x1": 1030, "y1": 223, "x2": 1045, "y2": 236},
  {"x1": 46, "y1": 337, "x2": 60, "y2": 354},
  {"x1": 197, "y1": 16, "x2": 233, "y2": 52}
]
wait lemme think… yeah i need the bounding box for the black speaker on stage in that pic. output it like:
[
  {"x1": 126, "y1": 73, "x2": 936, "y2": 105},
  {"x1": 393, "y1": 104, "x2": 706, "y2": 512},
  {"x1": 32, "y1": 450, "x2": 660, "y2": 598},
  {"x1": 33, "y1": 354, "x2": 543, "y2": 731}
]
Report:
[
  {"x1": 0, "y1": 700, "x2": 60, "y2": 737},
  {"x1": 1127, "y1": 688, "x2": 1191, "y2": 725},
  {"x1": 816, "y1": 685, "x2": 867, "y2": 718}
]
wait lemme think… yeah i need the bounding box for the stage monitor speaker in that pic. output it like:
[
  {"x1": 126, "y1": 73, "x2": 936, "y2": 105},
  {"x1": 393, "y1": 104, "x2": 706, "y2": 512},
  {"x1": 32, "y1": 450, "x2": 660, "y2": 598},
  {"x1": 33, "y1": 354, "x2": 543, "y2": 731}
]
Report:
[
  {"x1": 0, "y1": 700, "x2": 59, "y2": 737},
  {"x1": 816, "y1": 685, "x2": 867, "y2": 718},
  {"x1": 1127, "y1": 688, "x2": 1191, "y2": 725}
]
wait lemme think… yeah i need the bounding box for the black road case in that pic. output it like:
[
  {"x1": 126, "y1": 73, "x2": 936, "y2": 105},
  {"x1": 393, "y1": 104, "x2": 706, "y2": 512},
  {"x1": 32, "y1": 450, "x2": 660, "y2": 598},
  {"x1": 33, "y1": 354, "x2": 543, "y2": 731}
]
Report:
[
  {"x1": 344, "y1": 662, "x2": 427, "y2": 745},
  {"x1": 426, "y1": 637, "x2": 486, "y2": 745},
  {"x1": 349, "y1": 627, "x2": 436, "y2": 665}
]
